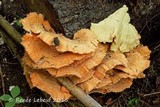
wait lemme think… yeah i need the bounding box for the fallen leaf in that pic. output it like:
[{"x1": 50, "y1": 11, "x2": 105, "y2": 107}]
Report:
[{"x1": 156, "y1": 76, "x2": 160, "y2": 91}]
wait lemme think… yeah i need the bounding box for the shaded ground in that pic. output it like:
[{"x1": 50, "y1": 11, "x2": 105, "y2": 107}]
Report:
[{"x1": 1, "y1": 0, "x2": 160, "y2": 107}]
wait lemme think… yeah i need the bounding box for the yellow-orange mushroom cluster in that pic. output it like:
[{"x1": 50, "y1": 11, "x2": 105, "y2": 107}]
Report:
[{"x1": 21, "y1": 12, "x2": 151, "y2": 102}]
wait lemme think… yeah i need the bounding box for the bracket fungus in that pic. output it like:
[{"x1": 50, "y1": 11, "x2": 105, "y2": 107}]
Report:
[
  {"x1": 21, "y1": 12, "x2": 98, "y2": 54},
  {"x1": 21, "y1": 34, "x2": 91, "y2": 69},
  {"x1": 90, "y1": 5, "x2": 140, "y2": 52},
  {"x1": 21, "y1": 5, "x2": 151, "y2": 103}
]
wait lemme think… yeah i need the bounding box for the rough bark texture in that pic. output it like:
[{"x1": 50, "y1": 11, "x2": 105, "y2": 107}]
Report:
[
  {"x1": 1, "y1": 0, "x2": 160, "y2": 42},
  {"x1": 49, "y1": 0, "x2": 123, "y2": 38},
  {"x1": 49, "y1": 0, "x2": 160, "y2": 42}
]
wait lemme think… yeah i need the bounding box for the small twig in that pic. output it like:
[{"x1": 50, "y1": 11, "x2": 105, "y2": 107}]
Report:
[
  {"x1": 0, "y1": 65, "x2": 5, "y2": 107},
  {"x1": 1, "y1": 61, "x2": 18, "y2": 65},
  {"x1": 0, "y1": 29, "x2": 22, "y2": 66},
  {"x1": 0, "y1": 65, "x2": 5, "y2": 94},
  {"x1": 68, "y1": 101, "x2": 77, "y2": 107},
  {"x1": 153, "y1": 98, "x2": 160, "y2": 105},
  {"x1": 0, "y1": 100, "x2": 4, "y2": 107},
  {"x1": 143, "y1": 92, "x2": 160, "y2": 97},
  {"x1": 0, "y1": 14, "x2": 22, "y2": 43},
  {"x1": 107, "y1": 98, "x2": 117, "y2": 106},
  {"x1": 57, "y1": 77, "x2": 102, "y2": 107},
  {"x1": 121, "y1": 93, "x2": 128, "y2": 106},
  {"x1": 140, "y1": 100, "x2": 152, "y2": 107},
  {"x1": 110, "y1": 92, "x2": 124, "y2": 106},
  {"x1": 140, "y1": 10, "x2": 160, "y2": 34}
]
